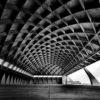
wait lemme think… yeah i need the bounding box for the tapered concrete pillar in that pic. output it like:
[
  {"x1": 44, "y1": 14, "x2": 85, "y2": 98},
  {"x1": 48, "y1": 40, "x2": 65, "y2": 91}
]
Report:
[
  {"x1": 17, "y1": 78, "x2": 20, "y2": 85},
  {"x1": 29, "y1": 80, "x2": 32, "y2": 85},
  {"x1": 14, "y1": 77, "x2": 17, "y2": 85},
  {"x1": 6, "y1": 75, "x2": 10, "y2": 84},
  {"x1": 1, "y1": 74, "x2": 6, "y2": 85},
  {"x1": 19, "y1": 79, "x2": 21, "y2": 85},
  {"x1": 10, "y1": 77, "x2": 14, "y2": 85}
]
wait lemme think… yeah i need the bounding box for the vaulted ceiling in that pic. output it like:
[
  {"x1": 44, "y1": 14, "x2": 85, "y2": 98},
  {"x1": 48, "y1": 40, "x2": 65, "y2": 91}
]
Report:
[{"x1": 0, "y1": 0, "x2": 100, "y2": 76}]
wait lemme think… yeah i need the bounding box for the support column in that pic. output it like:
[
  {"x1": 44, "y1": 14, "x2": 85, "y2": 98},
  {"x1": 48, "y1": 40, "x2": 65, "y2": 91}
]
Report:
[{"x1": 62, "y1": 76, "x2": 67, "y2": 85}]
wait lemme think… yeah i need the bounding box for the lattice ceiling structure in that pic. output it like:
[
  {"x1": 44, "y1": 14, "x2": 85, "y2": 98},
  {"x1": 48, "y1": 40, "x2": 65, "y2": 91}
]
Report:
[{"x1": 0, "y1": 0, "x2": 100, "y2": 76}]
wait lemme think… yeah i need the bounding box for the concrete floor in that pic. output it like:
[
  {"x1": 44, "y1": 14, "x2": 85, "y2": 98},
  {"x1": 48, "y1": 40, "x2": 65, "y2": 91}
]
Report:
[{"x1": 0, "y1": 85, "x2": 100, "y2": 100}]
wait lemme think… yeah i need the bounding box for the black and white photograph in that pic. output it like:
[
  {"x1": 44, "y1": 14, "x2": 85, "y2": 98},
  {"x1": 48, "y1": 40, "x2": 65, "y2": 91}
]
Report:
[{"x1": 0, "y1": 0, "x2": 100, "y2": 100}]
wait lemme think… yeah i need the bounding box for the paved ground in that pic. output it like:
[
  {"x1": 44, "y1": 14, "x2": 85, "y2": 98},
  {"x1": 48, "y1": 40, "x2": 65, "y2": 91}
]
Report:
[{"x1": 0, "y1": 85, "x2": 100, "y2": 100}]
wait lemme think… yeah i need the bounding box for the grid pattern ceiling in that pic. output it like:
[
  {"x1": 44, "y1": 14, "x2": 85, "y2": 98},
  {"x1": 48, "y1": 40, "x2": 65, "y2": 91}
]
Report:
[{"x1": 0, "y1": 0, "x2": 100, "y2": 75}]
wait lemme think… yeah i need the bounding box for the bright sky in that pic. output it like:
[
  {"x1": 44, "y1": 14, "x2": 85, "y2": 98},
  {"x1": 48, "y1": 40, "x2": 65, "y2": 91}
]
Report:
[
  {"x1": 86, "y1": 60, "x2": 100, "y2": 82},
  {"x1": 68, "y1": 60, "x2": 100, "y2": 84}
]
